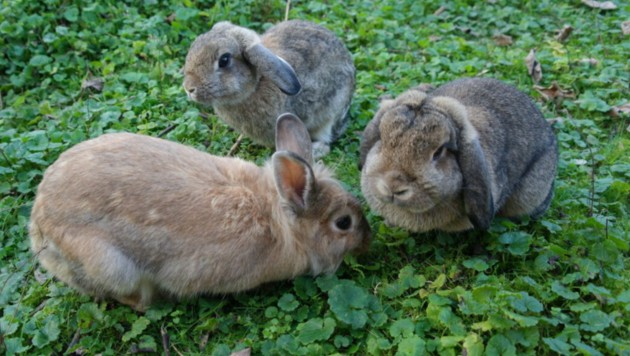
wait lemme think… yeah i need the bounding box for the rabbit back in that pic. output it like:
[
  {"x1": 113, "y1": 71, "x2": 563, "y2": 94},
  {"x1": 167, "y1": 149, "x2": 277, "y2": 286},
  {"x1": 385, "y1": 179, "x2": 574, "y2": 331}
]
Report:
[
  {"x1": 186, "y1": 20, "x2": 355, "y2": 155},
  {"x1": 431, "y1": 78, "x2": 557, "y2": 214},
  {"x1": 30, "y1": 133, "x2": 307, "y2": 308},
  {"x1": 262, "y1": 20, "x2": 355, "y2": 143},
  {"x1": 360, "y1": 78, "x2": 557, "y2": 232}
]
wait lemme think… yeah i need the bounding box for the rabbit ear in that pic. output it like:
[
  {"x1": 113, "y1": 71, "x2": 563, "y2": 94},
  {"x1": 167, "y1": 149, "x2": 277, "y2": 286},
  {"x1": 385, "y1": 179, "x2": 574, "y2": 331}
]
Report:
[
  {"x1": 272, "y1": 151, "x2": 316, "y2": 213},
  {"x1": 358, "y1": 112, "x2": 382, "y2": 170},
  {"x1": 276, "y1": 113, "x2": 313, "y2": 164},
  {"x1": 244, "y1": 44, "x2": 301, "y2": 95},
  {"x1": 431, "y1": 96, "x2": 495, "y2": 229}
]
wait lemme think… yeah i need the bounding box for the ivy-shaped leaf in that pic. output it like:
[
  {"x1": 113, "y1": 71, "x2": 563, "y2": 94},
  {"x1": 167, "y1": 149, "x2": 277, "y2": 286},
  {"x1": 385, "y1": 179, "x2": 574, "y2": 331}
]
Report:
[
  {"x1": 3, "y1": 337, "x2": 31, "y2": 355},
  {"x1": 328, "y1": 281, "x2": 369, "y2": 329},
  {"x1": 543, "y1": 337, "x2": 573, "y2": 354},
  {"x1": 32, "y1": 315, "x2": 60, "y2": 348},
  {"x1": 315, "y1": 274, "x2": 339, "y2": 292},
  {"x1": 498, "y1": 231, "x2": 532, "y2": 256},
  {"x1": 551, "y1": 281, "x2": 579, "y2": 300},
  {"x1": 293, "y1": 276, "x2": 318, "y2": 299},
  {"x1": 486, "y1": 334, "x2": 516, "y2": 356},
  {"x1": 463, "y1": 257, "x2": 490, "y2": 272},
  {"x1": 29, "y1": 55, "x2": 51, "y2": 67},
  {"x1": 296, "y1": 318, "x2": 336, "y2": 344},
  {"x1": 463, "y1": 333, "x2": 484, "y2": 356},
  {"x1": 389, "y1": 318, "x2": 415, "y2": 338},
  {"x1": 122, "y1": 316, "x2": 150, "y2": 342},
  {"x1": 396, "y1": 336, "x2": 426, "y2": 356},
  {"x1": 509, "y1": 292, "x2": 543, "y2": 313},
  {"x1": 579, "y1": 309, "x2": 612, "y2": 332},
  {"x1": 278, "y1": 293, "x2": 299, "y2": 312}
]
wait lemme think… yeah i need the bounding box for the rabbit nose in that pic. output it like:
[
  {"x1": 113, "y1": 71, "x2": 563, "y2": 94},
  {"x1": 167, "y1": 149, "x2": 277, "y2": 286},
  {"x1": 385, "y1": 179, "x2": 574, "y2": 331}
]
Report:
[
  {"x1": 185, "y1": 86, "x2": 197, "y2": 100},
  {"x1": 376, "y1": 172, "x2": 413, "y2": 202}
]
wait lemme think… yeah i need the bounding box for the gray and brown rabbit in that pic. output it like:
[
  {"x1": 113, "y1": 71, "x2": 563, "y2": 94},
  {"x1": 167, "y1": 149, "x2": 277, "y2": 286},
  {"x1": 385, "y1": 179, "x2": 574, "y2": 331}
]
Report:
[
  {"x1": 183, "y1": 20, "x2": 355, "y2": 158},
  {"x1": 30, "y1": 114, "x2": 371, "y2": 311},
  {"x1": 360, "y1": 78, "x2": 558, "y2": 232}
]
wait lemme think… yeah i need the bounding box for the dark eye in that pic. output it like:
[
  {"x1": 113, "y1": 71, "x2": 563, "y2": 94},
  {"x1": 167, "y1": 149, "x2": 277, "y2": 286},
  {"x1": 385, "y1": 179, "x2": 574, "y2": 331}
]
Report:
[
  {"x1": 433, "y1": 145, "x2": 446, "y2": 161},
  {"x1": 218, "y1": 53, "x2": 231, "y2": 68},
  {"x1": 335, "y1": 215, "x2": 352, "y2": 231}
]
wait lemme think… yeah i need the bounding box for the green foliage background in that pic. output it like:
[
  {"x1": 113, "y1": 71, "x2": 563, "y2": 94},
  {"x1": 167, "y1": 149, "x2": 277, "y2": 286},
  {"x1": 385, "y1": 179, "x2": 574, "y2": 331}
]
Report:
[{"x1": 1, "y1": 0, "x2": 628, "y2": 354}]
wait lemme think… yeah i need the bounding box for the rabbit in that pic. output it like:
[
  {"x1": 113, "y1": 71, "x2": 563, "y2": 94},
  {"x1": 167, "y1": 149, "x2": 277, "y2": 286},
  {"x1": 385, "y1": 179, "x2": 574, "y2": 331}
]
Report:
[
  {"x1": 359, "y1": 77, "x2": 558, "y2": 233},
  {"x1": 183, "y1": 20, "x2": 356, "y2": 158},
  {"x1": 29, "y1": 113, "x2": 371, "y2": 311}
]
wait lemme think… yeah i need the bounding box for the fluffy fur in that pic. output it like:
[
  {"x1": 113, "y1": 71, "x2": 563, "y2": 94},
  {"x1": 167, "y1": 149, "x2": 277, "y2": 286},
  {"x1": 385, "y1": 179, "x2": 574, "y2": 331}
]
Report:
[
  {"x1": 360, "y1": 78, "x2": 558, "y2": 232},
  {"x1": 30, "y1": 114, "x2": 371, "y2": 311},
  {"x1": 183, "y1": 20, "x2": 356, "y2": 158}
]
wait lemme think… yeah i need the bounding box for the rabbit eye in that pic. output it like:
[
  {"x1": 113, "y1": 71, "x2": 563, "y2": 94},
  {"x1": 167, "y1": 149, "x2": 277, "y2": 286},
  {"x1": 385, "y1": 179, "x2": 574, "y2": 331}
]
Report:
[
  {"x1": 334, "y1": 215, "x2": 352, "y2": 231},
  {"x1": 218, "y1": 53, "x2": 231, "y2": 68},
  {"x1": 433, "y1": 145, "x2": 446, "y2": 161}
]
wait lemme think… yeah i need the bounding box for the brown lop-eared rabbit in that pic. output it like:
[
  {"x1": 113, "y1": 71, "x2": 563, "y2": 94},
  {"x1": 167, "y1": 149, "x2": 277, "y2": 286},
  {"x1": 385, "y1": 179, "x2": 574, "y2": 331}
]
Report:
[
  {"x1": 30, "y1": 114, "x2": 371, "y2": 311},
  {"x1": 360, "y1": 78, "x2": 558, "y2": 232},
  {"x1": 183, "y1": 20, "x2": 355, "y2": 158}
]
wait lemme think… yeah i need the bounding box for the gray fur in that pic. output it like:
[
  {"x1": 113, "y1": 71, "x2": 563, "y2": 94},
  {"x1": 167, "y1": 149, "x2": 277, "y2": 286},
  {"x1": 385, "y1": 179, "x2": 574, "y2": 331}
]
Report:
[
  {"x1": 360, "y1": 78, "x2": 558, "y2": 232},
  {"x1": 184, "y1": 20, "x2": 356, "y2": 158}
]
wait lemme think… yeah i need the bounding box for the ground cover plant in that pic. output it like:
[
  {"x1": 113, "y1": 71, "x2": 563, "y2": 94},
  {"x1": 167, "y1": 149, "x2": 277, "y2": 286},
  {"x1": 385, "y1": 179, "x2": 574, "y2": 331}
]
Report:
[{"x1": 1, "y1": 0, "x2": 628, "y2": 354}]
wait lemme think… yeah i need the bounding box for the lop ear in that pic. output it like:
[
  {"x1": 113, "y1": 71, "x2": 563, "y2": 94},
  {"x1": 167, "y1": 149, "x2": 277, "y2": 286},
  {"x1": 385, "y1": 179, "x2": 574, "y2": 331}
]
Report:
[
  {"x1": 358, "y1": 113, "x2": 382, "y2": 170},
  {"x1": 244, "y1": 44, "x2": 301, "y2": 95},
  {"x1": 272, "y1": 151, "x2": 316, "y2": 213},
  {"x1": 276, "y1": 113, "x2": 313, "y2": 164},
  {"x1": 431, "y1": 96, "x2": 494, "y2": 229}
]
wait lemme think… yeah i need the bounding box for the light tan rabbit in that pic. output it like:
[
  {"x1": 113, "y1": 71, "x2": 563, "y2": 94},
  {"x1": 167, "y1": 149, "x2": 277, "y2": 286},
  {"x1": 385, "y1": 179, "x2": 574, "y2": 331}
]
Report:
[
  {"x1": 360, "y1": 78, "x2": 557, "y2": 232},
  {"x1": 30, "y1": 114, "x2": 371, "y2": 311},
  {"x1": 183, "y1": 20, "x2": 355, "y2": 158}
]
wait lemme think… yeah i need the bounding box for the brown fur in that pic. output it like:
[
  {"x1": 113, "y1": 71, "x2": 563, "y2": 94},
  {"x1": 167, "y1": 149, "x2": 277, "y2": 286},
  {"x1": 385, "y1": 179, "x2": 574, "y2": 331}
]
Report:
[
  {"x1": 183, "y1": 20, "x2": 355, "y2": 158},
  {"x1": 360, "y1": 78, "x2": 558, "y2": 232},
  {"x1": 30, "y1": 115, "x2": 370, "y2": 311}
]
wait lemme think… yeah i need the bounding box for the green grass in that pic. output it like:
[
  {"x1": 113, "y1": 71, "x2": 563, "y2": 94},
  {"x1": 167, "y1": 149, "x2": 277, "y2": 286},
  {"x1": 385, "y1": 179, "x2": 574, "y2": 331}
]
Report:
[{"x1": 1, "y1": 0, "x2": 629, "y2": 354}]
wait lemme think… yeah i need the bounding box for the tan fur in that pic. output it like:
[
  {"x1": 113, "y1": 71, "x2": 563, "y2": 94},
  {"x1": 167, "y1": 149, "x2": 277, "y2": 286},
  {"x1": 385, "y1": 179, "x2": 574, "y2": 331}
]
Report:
[
  {"x1": 183, "y1": 20, "x2": 355, "y2": 157},
  {"x1": 360, "y1": 78, "x2": 558, "y2": 232},
  {"x1": 30, "y1": 115, "x2": 370, "y2": 311}
]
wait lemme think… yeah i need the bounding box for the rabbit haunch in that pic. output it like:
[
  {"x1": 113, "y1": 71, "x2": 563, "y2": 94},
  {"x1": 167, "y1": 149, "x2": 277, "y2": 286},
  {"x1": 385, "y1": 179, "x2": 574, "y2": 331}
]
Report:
[
  {"x1": 183, "y1": 20, "x2": 355, "y2": 157},
  {"x1": 30, "y1": 115, "x2": 370, "y2": 311},
  {"x1": 360, "y1": 78, "x2": 558, "y2": 232}
]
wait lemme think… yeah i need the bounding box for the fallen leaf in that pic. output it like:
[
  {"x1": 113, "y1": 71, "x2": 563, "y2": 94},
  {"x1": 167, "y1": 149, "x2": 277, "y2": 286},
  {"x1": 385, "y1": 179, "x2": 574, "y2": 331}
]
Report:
[
  {"x1": 434, "y1": 6, "x2": 446, "y2": 16},
  {"x1": 429, "y1": 35, "x2": 441, "y2": 42},
  {"x1": 524, "y1": 49, "x2": 542, "y2": 84},
  {"x1": 199, "y1": 333, "x2": 209, "y2": 351},
  {"x1": 230, "y1": 348, "x2": 251, "y2": 356},
  {"x1": 81, "y1": 77, "x2": 104, "y2": 92},
  {"x1": 556, "y1": 25, "x2": 573, "y2": 42},
  {"x1": 546, "y1": 117, "x2": 564, "y2": 126},
  {"x1": 609, "y1": 103, "x2": 630, "y2": 118},
  {"x1": 578, "y1": 58, "x2": 599, "y2": 66},
  {"x1": 622, "y1": 21, "x2": 630, "y2": 35},
  {"x1": 581, "y1": 0, "x2": 617, "y2": 10},
  {"x1": 493, "y1": 34, "x2": 513, "y2": 46},
  {"x1": 533, "y1": 82, "x2": 576, "y2": 102},
  {"x1": 165, "y1": 13, "x2": 176, "y2": 24}
]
